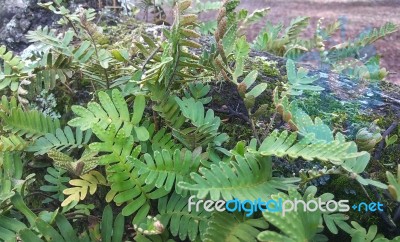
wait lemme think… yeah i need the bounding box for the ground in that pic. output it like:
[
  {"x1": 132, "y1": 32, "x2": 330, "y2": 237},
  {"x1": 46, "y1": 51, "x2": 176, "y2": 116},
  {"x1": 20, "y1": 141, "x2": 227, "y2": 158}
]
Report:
[{"x1": 193, "y1": 0, "x2": 400, "y2": 84}]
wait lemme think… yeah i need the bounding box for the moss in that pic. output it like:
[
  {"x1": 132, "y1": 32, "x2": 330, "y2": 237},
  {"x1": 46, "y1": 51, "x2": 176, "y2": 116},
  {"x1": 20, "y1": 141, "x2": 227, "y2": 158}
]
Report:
[
  {"x1": 221, "y1": 122, "x2": 254, "y2": 148},
  {"x1": 320, "y1": 176, "x2": 380, "y2": 226}
]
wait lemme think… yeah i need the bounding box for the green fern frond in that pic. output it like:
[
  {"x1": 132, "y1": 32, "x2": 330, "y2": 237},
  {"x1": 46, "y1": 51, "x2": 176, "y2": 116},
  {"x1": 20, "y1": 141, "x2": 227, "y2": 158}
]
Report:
[
  {"x1": 0, "y1": 215, "x2": 28, "y2": 241},
  {"x1": 0, "y1": 95, "x2": 19, "y2": 115},
  {"x1": 355, "y1": 22, "x2": 398, "y2": 47},
  {"x1": 140, "y1": 122, "x2": 182, "y2": 155},
  {"x1": 285, "y1": 59, "x2": 324, "y2": 96},
  {"x1": 105, "y1": 153, "x2": 169, "y2": 224},
  {"x1": 254, "y1": 129, "x2": 366, "y2": 163},
  {"x1": 26, "y1": 27, "x2": 74, "y2": 53},
  {"x1": 40, "y1": 167, "x2": 70, "y2": 203},
  {"x1": 29, "y1": 52, "x2": 73, "y2": 94},
  {"x1": 284, "y1": 16, "x2": 310, "y2": 41},
  {"x1": 346, "y1": 221, "x2": 400, "y2": 242},
  {"x1": 157, "y1": 192, "x2": 211, "y2": 241},
  {"x1": 0, "y1": 135, "x2": 28, "y2": 152},
  {"x1": 2, "y1": 107, "x2": 61, "y2": 139},
  {"x1": 68, "y1": 89, "x2": 149, "y2": 141},
  {"x1": 26, "y1": 126, "x2": 92, "y2": 155},
  {"x1": 151, "y1": 91, "x2": 186, "y2": 130},
  {"x1": 89, "y1": 125, "x2": 141, "y2": 165},
  {"x1": 184, "y1": 82, "x2": 212, "y2": 104},
  {"x1": 132, "y1": 148, "x2": 201, "y2": 195},
  {"x1": 257, "y1": 187, "x2": 328, "y2": 242},
  {"x1": 0, "y1": 45, "x2": 26, "y2": 91},
  {"x1": 173, "y1": 97, "x2": 229, "y2": 149},
  {"x1": 204, "y1": 212, "x2": 268, "y2": 242},
  {"x1": 178, "y1": 153, "x2": 299, "y2": 201}
]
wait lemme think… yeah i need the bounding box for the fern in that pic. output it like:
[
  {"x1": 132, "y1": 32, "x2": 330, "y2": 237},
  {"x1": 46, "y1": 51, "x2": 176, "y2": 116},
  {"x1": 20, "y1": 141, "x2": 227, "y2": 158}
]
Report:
[
  {"x1": 2, "y1": 107, "x2": 61, "y2": 139},
  {"x1": 257, "y1": 187, "x2": 328, "y2": 242},
  {"x1": 140, "y1": 122, "x2": 182, "y2": 155},
  {"x1": 40, "y1": 167, "x2": 70, "y2": 203},
  {"x1": 347, "y1": 221, "x2": 400, "y2": 242},
  {"x1": 253, "y1": 129, "x2": 366, "y2": 163},
  {"x1": 204, "y1": 212, "x2": 268, "y2": 242},
  {"x1": 62, "y1": 170, "x2": 107, "y2": 206},
  {"x1": 26, "y1": 126, "x2": 92, "y2": 155},
  {"x1": 285, "y1": 16, "x2": 310, "y2": 41},
  {"x1": 184, "y1": 82, "x2": 212, "y2": 104},
  {"x1": 173, "y1": 97, "x2": 229, "y2": 149},
  {"x1": 0, "y1": 215, "x2": 28, "y2": 241},
  {"x1": 29, "y1": 52, "x2": 73, "y2": 94},
  {"x1": 106, "y1": 152, "x2": 169, "y2": 224},
  {"x1": 26, "y1": 26, "x2": 74, "y2": 53},
  {"x1": 386, "y1": 165, "x2": 400, "y2": 202},
  {"x1": 178, "y1": 153, "x2": 299, "y2": 201},
  {"x1": 68, "y1": 89, "x2": 149, "y2": 141},
  {"x1": 47, "y1": 149, "x2": 99, "y2": 176},
  {"x1": 89, "y1": 125, "x2": 141, "y2": 165},
  {"x1": 0, "y1": 135, "x2": 28, "y2": 152},
  {"x1": 158, "y1": 192, "x2": 211, "y2": 241},
  {"x1": 285, "y1": 59, "x2": 324, "y2": 96},
  {"x1": 132, "y1": 148, "x2": 201, "y2": 195},
  {"x1": 0, "y1": 45, "x2": 26, "y2": 91}
]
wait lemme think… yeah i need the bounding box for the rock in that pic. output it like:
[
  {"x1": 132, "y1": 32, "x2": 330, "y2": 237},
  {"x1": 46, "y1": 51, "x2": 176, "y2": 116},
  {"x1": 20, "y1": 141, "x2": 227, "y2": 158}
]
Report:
[{"x1": 0, "y1": 0, "x2": 58, "y2": 52}]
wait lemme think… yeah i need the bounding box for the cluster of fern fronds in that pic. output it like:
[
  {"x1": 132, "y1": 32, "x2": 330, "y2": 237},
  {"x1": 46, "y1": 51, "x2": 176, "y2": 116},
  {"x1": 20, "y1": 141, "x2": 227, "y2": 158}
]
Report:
[{"x1": 0, "y1": 0, "x2": 399, "y2": 241}]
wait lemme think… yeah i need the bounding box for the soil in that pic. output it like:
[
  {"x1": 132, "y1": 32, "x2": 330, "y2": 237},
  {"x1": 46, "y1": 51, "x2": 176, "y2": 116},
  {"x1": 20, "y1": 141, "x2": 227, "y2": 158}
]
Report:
[{"x1": 196, "y1": 0, "x2": 400, "y2": 84}]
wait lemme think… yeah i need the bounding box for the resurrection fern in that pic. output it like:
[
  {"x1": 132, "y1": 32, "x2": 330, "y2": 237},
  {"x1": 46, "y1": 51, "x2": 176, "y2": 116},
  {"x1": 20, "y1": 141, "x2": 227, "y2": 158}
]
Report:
[
  {"x1": 0, "y1": 46, "x2": 26, "y2": 91},
  {"x1": 158, "y1": 192, "x2": 211, "y2": 241},
  {"x1": 29, "y1": 52, "x2": 73, "y2": 94},
  {"x1": 0, "y1": 215, "x2": 28, "y2": 241},
  {"x1": 26, "y1": 126, "x2": 92, "y2": 155},
  {"x1": 26, "y1": 27, "x2": 74, "y2": 53},
  {"x1": 2, "y1": 107, "x2": 61, "y2": 139},
  {"x1": 173, "y1": 97, "x2": 228, "y2": 149},
  {"x1": 40, "y1": 167, "x2": 70, "y2": 203},
  {"x1": 258, "y1": 187, "x2": 328, "y2": 242},
  {"x1": 0, "y1": 135, "x2": 28, "y2": 152},
  {"x1": 178, "y1": 153, "x2": 299, "y2": 201},
  {"x1": 184, "y1": 82, "x2": 212, "y2": 105},
  {"x1": 285, "y1": 59, "x2": 324, "y2": 96},
  {"x1": 89, "y1": 125, "x2": 142, "y2": 165},
  {"x1": 204, "y1": 212, "x2": 268, "y2": 242},
  {"x1": 105, "y1": 150, "x2": 169, "y2": 224},
  {"x1": 68, "y1": 89, "x2": 149, "y2": 141},
  {"x1": 62, "y1": 170, "x2": 107, "y2": 206},
  {"x1": 132, "y1": 148, "x2": 202, "y2": 195},
  {"x1": 0, "y1": 0, "x2": 398, "y2": 241},
  {"x1": 140, "y1": 122, "x2": 182, "y2": 155},
  {"x1": 386, "y1": 165, "x2": 400, "y2": 202},
  {"x1": 47, "y1": 149, "x2": 99, "y2": 176},
  {"x1": 252, "y1": 130, "x2": 366, "y2": 163}
]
